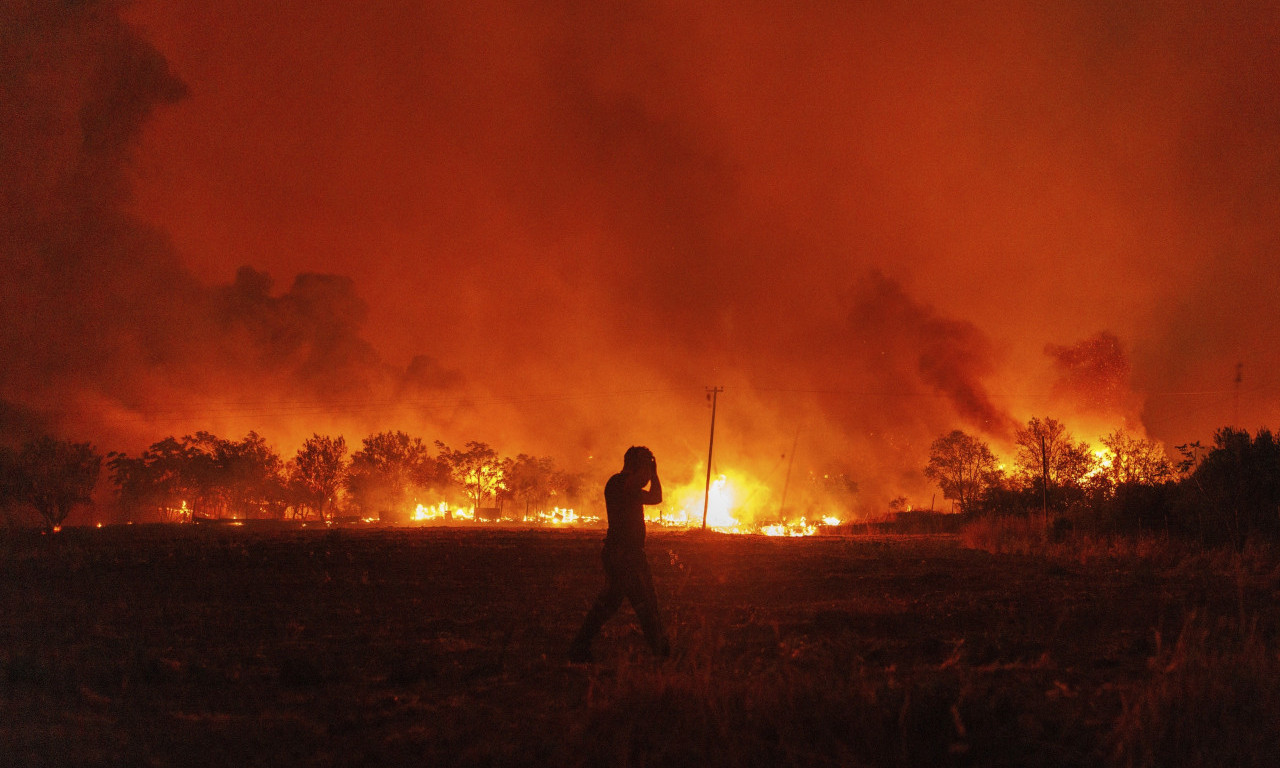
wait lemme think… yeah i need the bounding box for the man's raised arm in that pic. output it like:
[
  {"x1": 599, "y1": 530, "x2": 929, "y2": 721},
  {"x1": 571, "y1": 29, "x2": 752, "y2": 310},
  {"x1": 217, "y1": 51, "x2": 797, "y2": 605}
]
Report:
[{"x1": 640, "y1": 459, "x2": 662, "y2": 505}]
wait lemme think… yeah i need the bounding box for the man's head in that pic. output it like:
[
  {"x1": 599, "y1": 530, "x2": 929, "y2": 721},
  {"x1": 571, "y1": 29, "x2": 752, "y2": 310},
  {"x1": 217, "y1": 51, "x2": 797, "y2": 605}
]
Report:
[{"x1": 622, "y1": 445, "x2": 655, "y2": 473}]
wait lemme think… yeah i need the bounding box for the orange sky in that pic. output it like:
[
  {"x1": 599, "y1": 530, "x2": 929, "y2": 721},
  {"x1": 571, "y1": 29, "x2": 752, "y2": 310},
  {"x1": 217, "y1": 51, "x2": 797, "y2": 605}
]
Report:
[{"x1": 4, "y1": 1, "x2": 1280, "y2": 513}]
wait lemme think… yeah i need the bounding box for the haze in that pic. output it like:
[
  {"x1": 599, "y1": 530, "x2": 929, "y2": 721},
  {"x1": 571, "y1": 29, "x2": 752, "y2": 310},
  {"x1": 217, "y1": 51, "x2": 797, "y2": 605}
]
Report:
[{"x1": 4, "y1": 0, "x2": 1278, "y2": 511}]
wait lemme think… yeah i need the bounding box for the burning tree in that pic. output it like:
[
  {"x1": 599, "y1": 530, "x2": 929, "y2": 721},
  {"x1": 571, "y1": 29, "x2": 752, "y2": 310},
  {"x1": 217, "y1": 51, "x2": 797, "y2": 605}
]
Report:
[
  {"x1": 348, "y1": 431, "x2": 442, "y2": 523},
  {"x1": 1013, "y1": 417, "x2": 1095, "y2": 494},
  {"x1": 1098, "y1": 429, "x2": 1172, "y2": 489},
  {"x1": 10, "y1": 437, "x2": 101, "y2": 531},
  {"x1": 924, "y1": 430, "x2": 1001, "y2": 513},
  {"x1": 437, "y1": 441, "x2": 506, "y2": 520},
  {"x1": 287, "y1": 434, "x2": 348, "y2": 521}
]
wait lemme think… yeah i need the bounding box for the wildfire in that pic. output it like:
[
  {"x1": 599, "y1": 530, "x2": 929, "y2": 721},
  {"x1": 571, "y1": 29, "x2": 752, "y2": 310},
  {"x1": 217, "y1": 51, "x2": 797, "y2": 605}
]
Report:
[
  {"x1": 394, "y1": 470, "x2": 842, "y2": 535},
  {"x1": 647, "y1": 472, "x2": 841, "y2": 536},
  {"x1": 1084, "y1": 447, "x2": 1114, "y2": 482},
  {"x1": 537, "y1": 507, "x2": 590, "y2": 525},
  {"x1": 759, "y1": 521, "x2": 816, "y2": 537},
  {"x1": 171, "y1": 500, "x2": 192, "y2": 523},
  {"x1": 410, "y1": 501, "x2": 601, "y2": 526},
  {"x1": 412, "y1": 502, "x2": 475, "y2": 522},
  {"x1": 649, "y1": 474, "x2": 741, "y2": 530}
]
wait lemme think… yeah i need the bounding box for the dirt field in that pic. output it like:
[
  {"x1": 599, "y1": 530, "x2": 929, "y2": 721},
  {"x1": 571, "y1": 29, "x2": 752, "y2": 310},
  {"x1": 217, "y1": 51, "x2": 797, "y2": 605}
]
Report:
[{"x1": 0, "y1": 525, "x2": 1274, "y2": 767}]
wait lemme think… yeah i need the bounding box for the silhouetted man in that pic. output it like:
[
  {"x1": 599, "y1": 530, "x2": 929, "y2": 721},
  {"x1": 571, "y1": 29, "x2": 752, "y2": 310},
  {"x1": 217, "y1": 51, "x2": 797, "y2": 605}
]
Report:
[{"x1": 569, "y1": 445, "x2": 670, "y2": 662}]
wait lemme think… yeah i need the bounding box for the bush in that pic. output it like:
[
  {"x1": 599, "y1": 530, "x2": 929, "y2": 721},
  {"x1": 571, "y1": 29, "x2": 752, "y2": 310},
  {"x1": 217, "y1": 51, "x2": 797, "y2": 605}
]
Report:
[
  {"x1": 1173, "y1": 429, "x2": 1280, "y2": 547},
  {"x1": 1112, "y1": 615, "x2": 1280, "y2": 768},
  {"x1": 1074, "y1": 482, "x2": 1178, "y2": 537}
]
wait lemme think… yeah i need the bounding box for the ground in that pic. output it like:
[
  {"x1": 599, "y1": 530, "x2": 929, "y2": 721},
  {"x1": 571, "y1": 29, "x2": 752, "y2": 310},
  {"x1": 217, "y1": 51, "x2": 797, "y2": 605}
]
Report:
[{"x1": 0, "y1": 525, "x2": 1274, "y2": 767}]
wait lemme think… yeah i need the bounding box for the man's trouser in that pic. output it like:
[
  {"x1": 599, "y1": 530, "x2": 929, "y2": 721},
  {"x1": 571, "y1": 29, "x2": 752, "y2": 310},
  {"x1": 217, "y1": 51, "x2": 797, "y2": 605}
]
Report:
[{"x1": 572, "y1": 544, "x2": 668, "y2": 654}]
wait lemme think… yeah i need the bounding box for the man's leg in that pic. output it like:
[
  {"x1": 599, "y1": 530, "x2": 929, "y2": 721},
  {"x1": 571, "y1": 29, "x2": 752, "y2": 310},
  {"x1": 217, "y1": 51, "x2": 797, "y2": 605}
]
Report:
[
  {"x1": 570, "y1": 552, "x2": 626, "y2": 661},
  {"x1": 623, "y1": 551, "x2": 669, "y2": 658}
]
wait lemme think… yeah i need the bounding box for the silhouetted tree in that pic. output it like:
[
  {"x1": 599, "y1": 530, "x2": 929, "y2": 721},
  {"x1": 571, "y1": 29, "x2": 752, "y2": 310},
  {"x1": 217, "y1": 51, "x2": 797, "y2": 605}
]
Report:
[
  {"x1": 549, "y1": 468, "x2": 583, "y2": 511},
  {"x1": 109, "y1": 437, "x2": 201, "y2": 522},
  {"x1": 1175, "y1": 440, "x2": 1207, "y2": 476},
  {"x1": 1179, "y1": 427, "x2": 1280, "y2": 546},
  {"x1": 924, "y1": 429, "x2": 1002, "y2": 514},
  {"x1": 216, "y1": 432, "x2": 286, "y2": 519},
  {"x1": 503, "y1": 454, "x2": 556, "y2": 520},
  {"x1": 437, "y1": 441, "x2": 505, "y2": 519},
  {"x1": 1098, "y1": 429, "x2": 1172, "y2": 490},
  {"x1": 287, "y1": 434, "x2": 348, "y2": 521},
  {"x1": 1013, "y1": 417, "x2": 1095, "y2": 499},
  {"x1": 348, "y1": 431, "x2": 440, "y2": 522},
  {"x1": 12, "y1": 437, "x2": 101, "y2": 531},
  {"x1": 177, "y1": 432, "x2": 226, "y2": 518},
  {"x1": 109, "y1": 432, "x2": 286, "y2": 521}
]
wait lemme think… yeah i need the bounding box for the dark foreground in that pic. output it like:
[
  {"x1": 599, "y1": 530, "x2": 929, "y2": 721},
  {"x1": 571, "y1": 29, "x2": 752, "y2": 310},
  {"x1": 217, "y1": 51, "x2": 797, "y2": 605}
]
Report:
[{"x1": 1, "y1": 526, "x2": 1277, "y2": 767}]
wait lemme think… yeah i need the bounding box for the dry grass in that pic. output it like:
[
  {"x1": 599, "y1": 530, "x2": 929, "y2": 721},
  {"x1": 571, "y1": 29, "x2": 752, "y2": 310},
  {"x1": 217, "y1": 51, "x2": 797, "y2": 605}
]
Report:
[
  {"x1": 960, "y1": 515, "x2": 1280, "y2": 767},
  {"x1": 960, "y1": 515, "x2": 1228, "y2": 566},
  {"x1": 3, "y1": 525, "x2": 1279, "y2": 766},
  {"x1": 1111, "y1": 613, "x2": 1280, "y2": 768}
]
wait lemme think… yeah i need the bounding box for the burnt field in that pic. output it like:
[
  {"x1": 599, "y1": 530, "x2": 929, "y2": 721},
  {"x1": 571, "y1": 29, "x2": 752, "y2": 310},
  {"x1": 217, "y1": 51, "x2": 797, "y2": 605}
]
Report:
[{"x1": 2, "y1": 526, "x2": 1278, "y2": 767}]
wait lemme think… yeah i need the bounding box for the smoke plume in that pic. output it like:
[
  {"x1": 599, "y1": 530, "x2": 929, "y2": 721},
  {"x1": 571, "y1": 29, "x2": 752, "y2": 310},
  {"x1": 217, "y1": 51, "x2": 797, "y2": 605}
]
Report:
[{"x1": 5, "y1": 0, "x2": 1280, "y2": 516}]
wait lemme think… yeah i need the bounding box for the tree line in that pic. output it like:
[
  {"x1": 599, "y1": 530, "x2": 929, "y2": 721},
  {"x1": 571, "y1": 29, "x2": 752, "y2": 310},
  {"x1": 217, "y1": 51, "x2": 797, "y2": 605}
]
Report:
[
  {"x1": 925, "y1": 417, "x2": 1280, "y2": 547},
  {"x1": 1, "y1": 430, "x2": 584, "y2": 531}
]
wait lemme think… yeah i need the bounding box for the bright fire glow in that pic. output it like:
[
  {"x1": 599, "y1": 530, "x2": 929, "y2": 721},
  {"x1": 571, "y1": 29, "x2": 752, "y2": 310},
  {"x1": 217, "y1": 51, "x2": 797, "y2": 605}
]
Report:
[
  {"x1": 412, "y1": 501, "x2": 475, "y2": 522},
  {"x1": 538, "y1": 507, "x2": 585, "y2": 525},
  {"x1": 386, "y1": 469, "x2": 845, "y2": 535},
  {"x1": 647, "y1": 471, "x2": 841, "y2": 536},
  {"x1": 1082, "y1": 446, "x2": 1115, "y2": 483},
  {"x1": 410, "y1": 501, "x2": 600, "y2": 526},
  {"x1": 649, "y1": 474, "x2": 741, "y2": 530},
  {"x1": 169, "y1": 500, "x2": 191, "y2": 523}
]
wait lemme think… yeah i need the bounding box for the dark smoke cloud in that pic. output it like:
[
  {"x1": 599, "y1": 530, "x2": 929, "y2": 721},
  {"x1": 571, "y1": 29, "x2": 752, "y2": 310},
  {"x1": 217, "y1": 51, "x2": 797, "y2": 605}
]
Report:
[
  {"x1": 843, "y1": 271, "x2": 1016, "y2": 438},
  {"x1": 0, "y1": 1, "x2": 461, "y2": 452}
]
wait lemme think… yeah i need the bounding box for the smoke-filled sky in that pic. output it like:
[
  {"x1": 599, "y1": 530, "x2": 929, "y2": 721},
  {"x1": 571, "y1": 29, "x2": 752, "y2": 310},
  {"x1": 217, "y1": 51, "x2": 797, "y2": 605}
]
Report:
[{"x1": 4, "y1": 0, "x2": 1280, "y2": 512}]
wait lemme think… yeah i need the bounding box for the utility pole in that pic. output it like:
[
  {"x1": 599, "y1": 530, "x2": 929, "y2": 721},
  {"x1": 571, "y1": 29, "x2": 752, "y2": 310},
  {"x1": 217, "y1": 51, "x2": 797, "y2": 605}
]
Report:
[
  {"x1": 778, "y1": 426, "x2": 800, "y2": 523},
  {"x1": 701, "y1": 386, "x2": 723, "y2": 531}
]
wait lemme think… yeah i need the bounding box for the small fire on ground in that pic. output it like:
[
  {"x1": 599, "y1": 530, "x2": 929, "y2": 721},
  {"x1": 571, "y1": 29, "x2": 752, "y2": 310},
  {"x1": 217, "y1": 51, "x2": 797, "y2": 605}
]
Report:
[
  {"x1": 410, "y1": 502, "x2": 593, "y2": 526},
  {"x1": 402, "y1": 473, "x2": 842, "y2": 536},
  {"x1": 401, "y1": 473, "x2": 839, "y2": 535}
]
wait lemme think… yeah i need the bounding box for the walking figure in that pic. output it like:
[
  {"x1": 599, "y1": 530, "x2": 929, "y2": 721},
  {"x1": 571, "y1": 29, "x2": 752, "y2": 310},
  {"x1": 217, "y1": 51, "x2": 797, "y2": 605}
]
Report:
[{"x1": 570, "y1": 446, "x2": 670, "y2": 662}]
